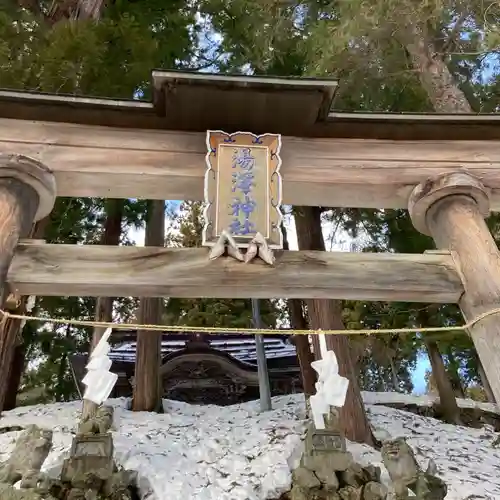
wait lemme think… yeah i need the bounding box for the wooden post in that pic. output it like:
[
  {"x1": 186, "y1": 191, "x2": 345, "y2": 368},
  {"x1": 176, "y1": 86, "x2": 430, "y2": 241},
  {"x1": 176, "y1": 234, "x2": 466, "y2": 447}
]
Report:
[
  {"x1": 477, "y1": 358, "x2": 496, "y2": 403},
  {"x1": 0, "y1": 154, "x2": 56, "y2": 412},
  {"x1": 4, "y1": 217, "x2": 50, "y2": 411},
  {"x1": 132, "y1": 200, "x2": 165, "y2": 412},
  {"x1": 409, "y1": 172, "x2": 500, "y2": 405}
]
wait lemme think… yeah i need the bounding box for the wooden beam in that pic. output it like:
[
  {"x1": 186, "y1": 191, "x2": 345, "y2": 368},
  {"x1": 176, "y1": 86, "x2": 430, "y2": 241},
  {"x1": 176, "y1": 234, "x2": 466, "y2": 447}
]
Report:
[
  {"x1": 1, "y1": 88, "x2": 500, "y2": 140},
  {"x1": 7, "y1": 243, "x2": 463, "y2": 303},
  {"x1": 1, "y1": 119, "x2": 500, "y2": 209}
]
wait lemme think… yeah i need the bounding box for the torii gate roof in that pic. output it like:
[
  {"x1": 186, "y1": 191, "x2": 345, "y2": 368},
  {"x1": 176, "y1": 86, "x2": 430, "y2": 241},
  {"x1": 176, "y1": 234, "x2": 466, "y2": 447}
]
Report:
[{"x1": 0, "y1": 69, "x2": 498, "y2": 140}]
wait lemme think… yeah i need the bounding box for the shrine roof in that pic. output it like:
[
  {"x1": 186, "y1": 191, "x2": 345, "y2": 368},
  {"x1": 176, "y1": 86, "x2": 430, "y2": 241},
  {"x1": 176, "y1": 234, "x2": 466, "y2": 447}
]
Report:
[
  {"x1": 0, "y1": 70, "x2": 499, "y2": 140},
  {"x1": 108, "y1": 331, "x2": 298, "y2": 366}
]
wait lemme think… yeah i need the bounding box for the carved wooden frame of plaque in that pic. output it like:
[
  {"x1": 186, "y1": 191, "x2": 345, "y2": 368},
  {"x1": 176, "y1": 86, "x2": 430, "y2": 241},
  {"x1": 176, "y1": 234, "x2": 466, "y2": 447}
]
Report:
[{"x1": 202, "y1": 130, "x2": 283, "y2": 249}]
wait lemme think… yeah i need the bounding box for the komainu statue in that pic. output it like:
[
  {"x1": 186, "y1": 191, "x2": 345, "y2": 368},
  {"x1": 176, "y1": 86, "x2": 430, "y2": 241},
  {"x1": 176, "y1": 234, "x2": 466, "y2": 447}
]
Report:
[{"x1": 381, "y1": 437, "x2": 447, "y2": 499}]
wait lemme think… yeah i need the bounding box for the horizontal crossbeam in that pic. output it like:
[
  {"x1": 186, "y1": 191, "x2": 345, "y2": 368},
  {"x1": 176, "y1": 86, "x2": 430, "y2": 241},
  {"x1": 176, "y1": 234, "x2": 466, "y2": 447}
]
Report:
[
  {"x1": 7, "y1": 243, "x2": 463, "y2": 302},
  {"x1": 1, "y1": 119, "x2": 500, "y2": 209}
]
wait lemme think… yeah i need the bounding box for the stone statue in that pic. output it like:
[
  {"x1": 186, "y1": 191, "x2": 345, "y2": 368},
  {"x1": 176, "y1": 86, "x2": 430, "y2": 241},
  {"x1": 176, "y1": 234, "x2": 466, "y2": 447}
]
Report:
[
  {"x1": 309, "y1": 333, "x2": 349, "y2": 429},
  {"x1": 0, "y1": 425, "x2": 52, "y2": 485},
  {"x1": 0, "y1": 406, "x2": 135, "y2": 499},
  {"x1": 78, "y1": 405, "x2": 114, "y2": 435},
  {"x1": 381, "y1": 437, "x2": 447, "y2": 499}
]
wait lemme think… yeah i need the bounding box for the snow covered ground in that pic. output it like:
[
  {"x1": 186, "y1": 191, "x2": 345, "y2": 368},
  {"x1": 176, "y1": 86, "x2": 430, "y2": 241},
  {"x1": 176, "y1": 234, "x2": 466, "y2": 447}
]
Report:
[
  {"x1": 0, "y1": 392, "x2": 499, "y2": 500},
  {"x1": 362, "y1": 391, "x2": 500, "y2": 415}
]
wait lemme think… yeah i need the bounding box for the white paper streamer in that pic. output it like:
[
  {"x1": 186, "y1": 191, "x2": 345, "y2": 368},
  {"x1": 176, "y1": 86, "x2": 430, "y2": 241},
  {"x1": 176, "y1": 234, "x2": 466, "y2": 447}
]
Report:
[
  {"x1": 309, "y1": 333, "x2": 349, "y2": 429},
  {"x1": 82, "y1": 328, "x2": 118, "y2": 405}
]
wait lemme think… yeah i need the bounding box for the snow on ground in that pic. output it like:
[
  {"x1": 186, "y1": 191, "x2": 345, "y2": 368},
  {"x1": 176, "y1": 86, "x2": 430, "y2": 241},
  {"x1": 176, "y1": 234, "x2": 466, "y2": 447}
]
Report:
[
  {"x1": 362, "y1": 391, "x2": 500, "y2": 415},
  {"x1": 0, "y1": 393, "x2": 499, "y2": 500}
]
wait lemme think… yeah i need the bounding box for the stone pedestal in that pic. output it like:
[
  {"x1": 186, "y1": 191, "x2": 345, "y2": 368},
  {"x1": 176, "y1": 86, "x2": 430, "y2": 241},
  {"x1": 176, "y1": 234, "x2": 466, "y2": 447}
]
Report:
[
  {"x1": 0, "y1": 410, "x2": 136, "y2": 499},
  {"x1": 61, "y1": 434, "x2": 114, "y2": 488},
  {"x1": 302, "y1": 421, "x2": 351, "y2": 472},
  {"x1": 305, "y1": 425, "x2": 346, "y2": 454},
  {"x1": 289, "y1": 422, "x2": 389, "y2": 500}
]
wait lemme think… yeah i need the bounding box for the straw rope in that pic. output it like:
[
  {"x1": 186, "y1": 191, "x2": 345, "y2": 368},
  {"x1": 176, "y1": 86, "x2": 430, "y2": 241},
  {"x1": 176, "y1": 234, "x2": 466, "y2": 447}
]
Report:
[{"x1": 1, "y1": 307, "x2": 499, "y2": 336}]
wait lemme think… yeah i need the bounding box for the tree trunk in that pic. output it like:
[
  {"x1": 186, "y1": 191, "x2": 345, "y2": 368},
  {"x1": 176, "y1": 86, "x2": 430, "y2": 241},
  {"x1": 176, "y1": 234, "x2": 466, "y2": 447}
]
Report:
[
  {"x1": 424, "y1": 337, "x2": 462, "y2": 424},
  {"x1": 403, "y1": 24, "x2": 473, "y2": 113},
  {"x1": 82, "y1": 199, "x2": 124, "y2": 418},
  {"x1": 3, "y1": 345, "x2": 24, "y2": 410},
  {"x1": 294, "y1": 206, "x2": 374, "y2": 445},
  {"x1": 47, "y1": 0, "x2": 106, "y2": 23},
  {"x1": 445, "y1": 347, "x2": 465, "y2": 398},
  {"x1": 388, "y1": 355, "x2": 400, "y2": 392},
  {"x1": 74, "y1": 0, "x2": 106, "y2": 19},
  {"x1": 132, "y1": 200, "x2": 165, "y2": 412},
  {"x1": 289, "y1": 299, "x2": 316, "y2": 396},
  {"x1": 477, "y1": 357, "x2": 496, "y2": 403},
  {"x1": 55, "y1": 323, "x2": 72, "y2": 402},
  {"x1": 90, "y1": 200, "x2": 123, "y2": 350},
  {"x1": 281, "y1": 222, "x2": 316, "y2": 396}
]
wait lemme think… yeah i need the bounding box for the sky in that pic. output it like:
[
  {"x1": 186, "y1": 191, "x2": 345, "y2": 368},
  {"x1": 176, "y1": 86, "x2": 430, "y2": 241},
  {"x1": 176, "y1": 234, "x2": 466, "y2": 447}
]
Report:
[{"x1": 413, "y1": 354, "x2": 430, "y2": 394}]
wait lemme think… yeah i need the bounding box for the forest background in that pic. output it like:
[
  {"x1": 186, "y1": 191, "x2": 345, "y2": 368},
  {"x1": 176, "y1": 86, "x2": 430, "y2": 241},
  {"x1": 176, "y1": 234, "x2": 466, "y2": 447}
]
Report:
[{"x1": 0, "y1": 0, "x2": 499, "y2": 439}]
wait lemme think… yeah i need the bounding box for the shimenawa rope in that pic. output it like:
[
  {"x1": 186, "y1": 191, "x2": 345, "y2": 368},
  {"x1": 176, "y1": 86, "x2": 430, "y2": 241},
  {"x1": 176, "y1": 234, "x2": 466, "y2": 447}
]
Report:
[{"x1": 1, "y1": 307, "x2": 499, "y2": 336}]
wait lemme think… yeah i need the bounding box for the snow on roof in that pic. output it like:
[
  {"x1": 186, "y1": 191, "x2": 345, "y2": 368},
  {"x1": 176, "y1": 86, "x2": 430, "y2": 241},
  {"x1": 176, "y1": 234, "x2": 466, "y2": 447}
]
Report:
[
  {"x1": 1, "y1": 392, "x2": 499, "y2": 499},
  {"x1": 109, "y1": 336, "x2": 298, "y2": 365}
]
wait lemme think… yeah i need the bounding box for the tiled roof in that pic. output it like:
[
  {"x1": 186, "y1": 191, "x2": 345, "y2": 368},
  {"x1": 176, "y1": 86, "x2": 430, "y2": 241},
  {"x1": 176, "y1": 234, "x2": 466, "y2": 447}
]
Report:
[{"x1": 109, "y1": 333, "x2": 297, "y2": 365}]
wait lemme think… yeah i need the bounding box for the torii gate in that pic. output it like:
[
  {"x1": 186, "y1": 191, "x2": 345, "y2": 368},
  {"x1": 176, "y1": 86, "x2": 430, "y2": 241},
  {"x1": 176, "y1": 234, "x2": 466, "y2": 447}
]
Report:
[{"x1": 0, "y1": 70, "x2": 499, "y2": 410}]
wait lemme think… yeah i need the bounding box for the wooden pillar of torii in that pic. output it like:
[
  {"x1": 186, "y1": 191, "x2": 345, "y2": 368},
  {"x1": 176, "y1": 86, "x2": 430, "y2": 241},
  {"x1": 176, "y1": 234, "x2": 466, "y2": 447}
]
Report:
[
  {"x1": 0, "y1": 154, "x2": 56, "y2": 413},
  {"x1": 409, "y1": 172, "x2": 500, "y2": 404}
]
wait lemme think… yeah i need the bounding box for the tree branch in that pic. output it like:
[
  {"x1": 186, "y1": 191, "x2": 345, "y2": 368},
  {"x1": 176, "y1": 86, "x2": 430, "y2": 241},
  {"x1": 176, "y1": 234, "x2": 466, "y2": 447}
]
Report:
[
  {"x1": 441, "y1": 12, "x2": 469, "y2": 55},
  {"x1": 17, "y1": 0, "x2": 52, "y2": 23}
]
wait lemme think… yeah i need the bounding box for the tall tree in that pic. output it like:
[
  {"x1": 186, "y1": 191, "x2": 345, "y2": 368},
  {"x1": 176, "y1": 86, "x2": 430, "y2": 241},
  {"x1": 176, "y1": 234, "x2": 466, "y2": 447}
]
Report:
[
  {"x1": 281, "y1": 222, "x2": 316, "y2": 397},
  {"x1": 132, "y1": 200, "x2": 165, "y2": 412},
  {"x1": 83, "y1": 199, "x2": 124, "y2": 418},
  {"x1": 295, "y1": 207, "x2": 374, "y2": 445}
]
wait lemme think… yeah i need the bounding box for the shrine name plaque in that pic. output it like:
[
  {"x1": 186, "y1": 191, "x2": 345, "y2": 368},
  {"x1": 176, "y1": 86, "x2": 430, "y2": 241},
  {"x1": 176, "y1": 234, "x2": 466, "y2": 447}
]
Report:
[{"x1": 203, "y1": 130, "x2": 283, "y2": 248}]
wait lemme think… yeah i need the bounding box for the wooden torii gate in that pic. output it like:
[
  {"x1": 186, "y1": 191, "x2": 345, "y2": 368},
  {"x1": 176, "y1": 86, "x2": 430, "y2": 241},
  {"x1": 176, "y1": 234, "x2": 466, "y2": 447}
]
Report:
[{"x1": 0, "y1": 71, "x2": 499, "y2": 410}]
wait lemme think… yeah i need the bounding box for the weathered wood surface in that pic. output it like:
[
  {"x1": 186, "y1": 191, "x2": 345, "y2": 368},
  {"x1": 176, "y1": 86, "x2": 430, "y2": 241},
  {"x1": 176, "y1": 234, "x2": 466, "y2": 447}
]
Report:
[
  {"x1": 1, "y1": 119, "x2": 500, "y2": 209},
  {"x1": 7, "y1": 243, "x2": 463, "y2": 302},
  {"x1": 424, "y1": 191, "x2": 500, "y2": 405},
  {"x1": 1, "y1": 88, "x2": 500, "y2": 141},
  {"x1": 0, "y1": 179, "x2": 40, "y2": 413}
]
